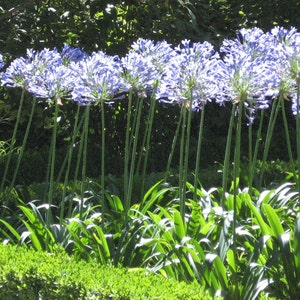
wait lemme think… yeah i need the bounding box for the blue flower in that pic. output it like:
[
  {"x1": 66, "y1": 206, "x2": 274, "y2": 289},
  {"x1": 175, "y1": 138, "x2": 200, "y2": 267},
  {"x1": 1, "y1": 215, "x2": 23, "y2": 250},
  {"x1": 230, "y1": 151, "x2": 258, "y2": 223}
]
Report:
[
  {"x1": 263, "y1": 26, "x2": 300, "y2": 115},
  {"x1": 215, "y1": 29, "x2": 279, "y2": 119},
  {"x1": 131, "y1": 38, "x2": 176, "y2": 78},
  {"x1": 156, "y1": 40, "x2": 219, "y2": 110},
  {"x1": 60, "y1": 44, "x2": 88, "y2": 65},
  {"x1": 69, "y1": 51, "x2": 124, "y2": 105},
  {"x1": 25, "y1": 48, "x2": 74, "y2": 102},
  {"x1": 0, "y1": 54, "x2": 4, "y2": 70},
  {"x1": 121, "y1": 50, "x2": 157, "y2": 98},
  {"x1": 1, "y1": 49, "x2": 34, "y2": 89},
  {"x1": 2, "y1": 47, "x2": 78, "y2": 104}
]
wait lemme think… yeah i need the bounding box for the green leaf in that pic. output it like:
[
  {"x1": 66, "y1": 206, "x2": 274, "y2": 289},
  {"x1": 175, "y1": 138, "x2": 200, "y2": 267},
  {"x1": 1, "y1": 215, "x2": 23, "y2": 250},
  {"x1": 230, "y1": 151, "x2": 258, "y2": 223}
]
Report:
[
  {"x1": 245, "y1": 198, "x2": 272, "y2": 236},
  {"x1": 173, "y1": 210, "x2": 186, "y2": 240},
  {"x1": 18, "y1": 205, "x2": 55, "y2": 251},
  {"x1": 294, "y1": 213, "x2": 300, "y2": 271},
  {"x1": 93, "y1": 225, "x2": 111, "y2": 261},
  {"x1": 140, "y1": 184, "x2": 176, "y2": 215},
  {"x1": 263, "y1": 204, "x2": 284, "y2": 237},
  {"x1": 187, "y1": 201, "x2": 204, "y2": 238},
  {"x1": 226, "y1": 249, "x2": 236, "y2": 273},
  {"x1": 278, "y1": 232, "x2": 296, "y2": 290},
  {"x1": 205, "y1": 253, "x2": 228, "y2": 290},
  {"x1": 106, "y1": 194, "x2": 124, "y2": 212},
  {"x1": 0, "y1": 219, "x2": 21, "y2": 244}
]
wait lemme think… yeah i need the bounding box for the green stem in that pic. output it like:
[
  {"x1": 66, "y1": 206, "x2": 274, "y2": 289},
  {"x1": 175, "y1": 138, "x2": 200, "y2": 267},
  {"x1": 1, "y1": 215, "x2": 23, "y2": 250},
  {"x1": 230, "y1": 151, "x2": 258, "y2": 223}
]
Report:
[
  {"x1": 193, "y1": 105, "x2": 205, "y2": 200},
  {"x1": 259, "y1": 96, "x2": 281, "y2": 188},
  {"x1": 67, "y1": 106, "x2": 85, "y2": 218},
  {"x1": 60, "y1": 105, "x2": 84, "y2": 221},
  {"x1": 180, "y1": 98, "x2": 193, "y2": 218},
  {"x1": 232, "y1": 100, "x2": 243, "y2": 298},
  {"x1": 280, "y1": 94, "x2": 296, "y2": 183},
  {"x1": 248, "y1": 113, "x2": 253, "y2": 186},
  {"x1": 179, "y1": 104, "x2": 187, "y2": 218},
  {"x1": 79, "y1": 105, "x2": 90, "y2": 219},
  {"x1": 47, "y1": 102, "x2": 59, "y2": 205},
  {"x1": 249, "y1": 109, "x2": 264, "y2": 190},
  {"x1": 140, "y1": 88, "x2": 157, "y2": 199},
  {"x1": 1, "y1": 89, "x2": 25, "y2": 192},
  {"x1": 46, "y1": 101, "x2": 60, "y2": 251},
  {"x1": 233, "y1": 102, "x2": 243, "y2": 202},
  {"x1": 126, "y1": 97, "x2": 144, "y2": 214},
  {"x1": 222, "y1": 103, "x2": 236, "y2": 204},
  {"x1": 101, "y1": 99, "x2": 105, "y2": 228},
  {"x1": 124, "y1": 91, "x2": 133, "y2": 217},
  {"x1": 296, "y1": 83, "x2": 300, "y2": 192},
  {"x1": 10, "y1": 96, "x2": 37, "y2": 189},
  {"x1": 166, "y1": 107, "x2": 183, "y2": 176}
]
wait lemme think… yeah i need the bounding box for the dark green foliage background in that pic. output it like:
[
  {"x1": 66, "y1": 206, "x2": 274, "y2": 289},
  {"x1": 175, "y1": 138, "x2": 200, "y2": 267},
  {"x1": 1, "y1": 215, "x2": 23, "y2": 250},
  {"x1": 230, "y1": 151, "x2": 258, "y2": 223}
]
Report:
[{"x1": 0, "y1": 0, "x2": 299, "y2": 184}]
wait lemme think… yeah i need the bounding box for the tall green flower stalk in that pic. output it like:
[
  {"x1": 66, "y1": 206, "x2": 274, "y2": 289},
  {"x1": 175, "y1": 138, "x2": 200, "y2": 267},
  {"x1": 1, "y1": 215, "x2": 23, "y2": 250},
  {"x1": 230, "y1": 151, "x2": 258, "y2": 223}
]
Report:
[
  {"x1": 79, "y1": 105, "x2": 90, "y2": 219},
  {"x1": 193, "y1": 105, "x2": 205, "y2": 200},
  {"x1": 165, "y1": 110, "x2": 182, "y2": 176},
  {"x1": 10, "y1": 96, "x2": 37, "y2": 190},
  {"x1": 221, "y1": 103, "x2": 236, "y2": 203},
  {"x1": 248, "y1": 109, "x2": 264, "y2": 191},
  {"x1": 46, "y1": 102, "x2": 59, "y2": 205},
  {"x1": 296, "y1": 83, "x2": 300, "y2": 193},
  {"x1": 259, "y1": 96, "x2": 281, "y2": 188},
  {"x1": 280, "y1": 93, "x2": 296, "y2": 185},
  {"x1": 60, "y1": 105, "x2": 85, "y2": 220},
  {"x1": 178, "y1": 103, "x2": 188, "y2": 218},
  {"x1": 138, "y1": 84, "x2": 158, "y2": 199},
  {"x1": 123, "y1": 91, "x2": 133, "y2": 222},
  {"x1": 126, "y1": 96, "x2": 144, "y2": 219},
  {"x1": 179, "y1": 97, "x2": 194, "y2": 217},
  {"x1": 232, "y1": 100, "x2": 244, "y2": 297},
  {"x1": 45, "y1": 100, "x2": 60, "y2": 250},
  {"x1": 100, "y1": 99, "x2": 106, "y2": 224},
  {"x1": 0, "y1": 89, "x2": 25, "y2": 192},
  {"x1": 220, "y1": 98, "x2": 245, "y2": 298}
]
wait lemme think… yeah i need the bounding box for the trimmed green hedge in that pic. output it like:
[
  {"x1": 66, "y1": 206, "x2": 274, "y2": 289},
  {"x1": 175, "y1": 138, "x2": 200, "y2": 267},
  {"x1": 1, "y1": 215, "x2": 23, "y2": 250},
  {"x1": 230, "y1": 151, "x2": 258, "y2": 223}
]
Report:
[{"x1": 0, "y1": 244, "x2": 209, "y2": 299}]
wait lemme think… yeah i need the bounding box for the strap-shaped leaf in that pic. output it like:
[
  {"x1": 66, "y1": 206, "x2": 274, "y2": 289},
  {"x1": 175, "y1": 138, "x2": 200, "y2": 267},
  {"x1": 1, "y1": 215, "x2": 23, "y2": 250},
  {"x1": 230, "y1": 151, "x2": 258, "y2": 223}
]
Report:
[
  {"x1": 294, "y1": 213, "x2": 300, "y2": 272},
  {"x1": 187, "y1": 201, "x2": 203, "y2": 238},
  {"x1": 278, "y1": 232, "x2": 297, "y2": 295},
  {"x1": 173, "y1": 210, "x2": 186, "y2": 240},
  {"x1": 205, "y1": 253, "x2": 228, "y2": 290},
  {"x1": 245, "y1": 197, "x2": 272, "y2": 236},
  {"x1": 263, "y1": 203, "x2": 284, "y2": 237},
  {"x1": 226, "y1": 248, "x2": 236, "y2": 273},
  {"x1": 0, "y1": 219, "x2": 21, "y2": 243}
]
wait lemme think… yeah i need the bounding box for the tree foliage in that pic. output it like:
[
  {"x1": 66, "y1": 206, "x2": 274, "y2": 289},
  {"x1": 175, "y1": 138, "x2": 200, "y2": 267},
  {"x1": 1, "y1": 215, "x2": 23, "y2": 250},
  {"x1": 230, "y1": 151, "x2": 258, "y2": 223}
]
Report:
[{"x1": 2, "y1": 0, "x2": 300, "y2": 59}]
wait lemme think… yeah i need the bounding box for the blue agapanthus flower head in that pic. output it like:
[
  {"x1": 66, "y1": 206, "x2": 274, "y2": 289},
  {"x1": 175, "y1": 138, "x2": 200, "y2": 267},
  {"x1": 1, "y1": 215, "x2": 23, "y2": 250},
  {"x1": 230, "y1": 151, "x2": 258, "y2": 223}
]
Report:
[
  {"x1": 121, "y1": 49, "x2": 158, "y2": 97},
  {"x1": 156, "y1": 40, "x2": 220, "y2": 110},
  {"x1": 69, "y1": 51, "x2": 124, "y2": 105},
  {"x1": 0, "y1": 54, "x2": 4, "y2": 70},
  {"x1": 1, "y1": 49, "x2": 35, "y2": 89},
  {"x1": 216, "y1": 31, "x2": 280, "y2": 118},
  {"x1": 24, "y1": 48, "x2": 73, "y2": 102},
  {"x1": 126, "y1": 39, "x2": 176, "y2": 97},
  {"x1": 131, "y1": 38, "x2": 176, "y2": 72},
  {"x1": 61, "y1": 44, "x2": 88, "y2": 65},
  {"x1": 2, "y1": 47, "x2": 75, "y2": 103},
  {"x1": 261, "y1": 26, "x2": 300, "y2": 115}
]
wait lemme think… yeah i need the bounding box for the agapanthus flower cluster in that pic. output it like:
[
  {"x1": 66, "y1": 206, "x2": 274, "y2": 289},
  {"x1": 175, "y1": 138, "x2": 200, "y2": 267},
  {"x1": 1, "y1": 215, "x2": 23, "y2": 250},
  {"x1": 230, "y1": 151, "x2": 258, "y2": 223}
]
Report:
[
  {"x1": 0, "y1": 54, "x2": 4, "y2": 70},
  {"x1": 156, "y1": 40, "x2": 220, "y2": 110},
  {"x1": 263, "y1": 26, "x2": 300, "y2": 115},
  {"x1": 69, "y1": 51, "x2": 124, "y2": 105},
  {"x1": 2, "y1": 26, "x2": 300, "y2": 117},
  {"x1": 1, "y1": 46, "x2": 83, "y2": 104}
]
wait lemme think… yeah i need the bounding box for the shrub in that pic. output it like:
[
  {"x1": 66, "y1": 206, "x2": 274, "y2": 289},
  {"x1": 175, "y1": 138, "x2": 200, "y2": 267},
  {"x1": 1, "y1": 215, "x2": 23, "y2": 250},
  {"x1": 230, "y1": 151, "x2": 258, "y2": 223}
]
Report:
[{"x1": 0, "y1": 244, "x2": 208, "y2": 300}]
